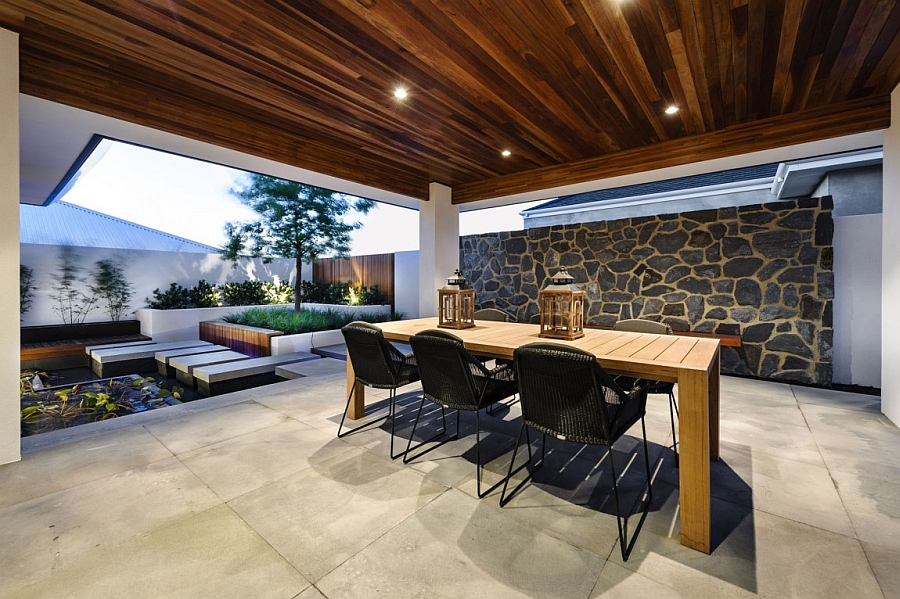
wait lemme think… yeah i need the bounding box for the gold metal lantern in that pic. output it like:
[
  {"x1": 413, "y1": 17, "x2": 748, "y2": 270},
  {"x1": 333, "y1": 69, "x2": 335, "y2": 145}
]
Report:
[
  {"x1": 438, "y1": 269, "x2": 475, "y2": 330},
  {"x1": 538, "y1": 267, "x2": 585, "y2": 340}
]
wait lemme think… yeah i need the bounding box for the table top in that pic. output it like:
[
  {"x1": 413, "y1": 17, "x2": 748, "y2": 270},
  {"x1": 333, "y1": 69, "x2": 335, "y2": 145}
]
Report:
[{"x1": 377, "y1": 317, "x2": 719, "y2": 383}]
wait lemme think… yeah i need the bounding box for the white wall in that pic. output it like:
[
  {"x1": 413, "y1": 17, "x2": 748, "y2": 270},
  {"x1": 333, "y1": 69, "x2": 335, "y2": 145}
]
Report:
[
  {"x1": 883, "y1": 88, "x2": 900, "y2": 425},
  {"x1": 834, "y1": 214, "x2": 882, "y2": 387},
  {"x1": 1, "y1": 28, "x2": 20, "y2": 465},
  {"x1": 394, "y1": 250, "x2": 419, "y2": 319},
  {"x1": 20, "y1": 244, "x2": 295, "y2": 326}
]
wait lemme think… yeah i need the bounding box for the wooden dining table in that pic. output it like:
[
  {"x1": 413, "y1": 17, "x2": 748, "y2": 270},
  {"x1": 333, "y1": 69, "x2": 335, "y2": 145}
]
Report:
[{"x1": 345, "y1": 317, "x2": 721, "y2": 554}]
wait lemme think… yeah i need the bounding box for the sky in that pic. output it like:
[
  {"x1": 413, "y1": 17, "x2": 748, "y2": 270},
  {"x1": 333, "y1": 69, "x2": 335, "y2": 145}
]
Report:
[{"x1": 61, "y1": 141, "x2": 544, "y2": 255}]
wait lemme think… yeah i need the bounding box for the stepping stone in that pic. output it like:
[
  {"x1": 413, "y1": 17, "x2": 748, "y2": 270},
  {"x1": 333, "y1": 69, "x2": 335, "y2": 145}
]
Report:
[
  {"x1": 311, "y1": 342, "x2": 411, "y2": 361},
  {"x1": 169, "y1": 351, "x2": 250, "y2": 386},
  {"x1": 155, "y1": 345, "x2": 232, "y2": 378},
  {"x1": 193, "y1": 352, "x2": 320, "y2": 397},
  {"x1": 276, "y1": 357, "x2": 347, "y2": 380},
  {"x1": 311, "y1": 343, "x2": 347, "y2": 360},
  {"x1": 84, "y1": 339, "x2": 157, "y2": 356},
  {"x1": 90, "y1": 341, "x2": 213, "y2": 378}
]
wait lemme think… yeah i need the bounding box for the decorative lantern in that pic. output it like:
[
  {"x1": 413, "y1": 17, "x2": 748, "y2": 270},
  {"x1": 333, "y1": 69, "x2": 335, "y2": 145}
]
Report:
[
  {"x1": 438, "y1": 269, "x2": 475, "y2": 330},
  {"x1": 538, "y1": 267, "x2": 585, "y2": 340}
]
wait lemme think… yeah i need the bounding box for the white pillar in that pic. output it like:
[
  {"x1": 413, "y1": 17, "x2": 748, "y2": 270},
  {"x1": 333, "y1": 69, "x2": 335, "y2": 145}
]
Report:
[
  {"x1": 419, "y1": 182, "x2": 459, "y2": 317},
  {"x1": 0, "y1": 28, "x2": 21, "y2": 464},
  {"x1": 882, "y1": 88, "x2": 900, "y2": 426}
]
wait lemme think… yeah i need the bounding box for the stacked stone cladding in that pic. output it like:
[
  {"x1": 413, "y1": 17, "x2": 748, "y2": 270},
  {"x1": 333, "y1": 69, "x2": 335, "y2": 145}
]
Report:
[{"x1": 459, "y1": 197, "x2": 835, "y2": 385}]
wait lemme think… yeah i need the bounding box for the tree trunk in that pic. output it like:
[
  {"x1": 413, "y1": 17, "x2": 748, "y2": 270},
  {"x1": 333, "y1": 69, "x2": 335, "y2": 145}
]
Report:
[{"x1": 294, "y1": 255, "x2": 303, "y2": 312}]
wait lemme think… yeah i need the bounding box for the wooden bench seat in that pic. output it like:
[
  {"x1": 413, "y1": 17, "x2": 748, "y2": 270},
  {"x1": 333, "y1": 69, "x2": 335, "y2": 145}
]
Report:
[
  {"x1": 193, "y1": 352, "x2": 320, "y2": 397},
  {"x1": 20, "y1": 334, "x2": 152, "y2": 369}
]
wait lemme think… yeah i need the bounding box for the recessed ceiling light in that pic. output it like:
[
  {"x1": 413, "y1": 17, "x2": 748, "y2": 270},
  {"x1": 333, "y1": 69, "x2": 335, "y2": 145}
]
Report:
[
  {"x1": 501, "y1": 149, "x2": 512, "y2": 157},
  {"x1": 393, "y1": 87, "x2": 408, "y2": 99},
  {"x1": 665, "y1": 105, "x2": 679, "y2": 115}
]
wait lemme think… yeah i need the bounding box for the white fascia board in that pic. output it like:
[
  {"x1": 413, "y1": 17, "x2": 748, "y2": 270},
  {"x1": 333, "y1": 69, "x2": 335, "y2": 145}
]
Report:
[{"x1": 521, "y1": 177, "x2": 774, "y2": 220}]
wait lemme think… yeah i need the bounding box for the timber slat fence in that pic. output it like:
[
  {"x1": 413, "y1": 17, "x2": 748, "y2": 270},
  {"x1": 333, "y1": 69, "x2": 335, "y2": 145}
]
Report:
[{"x1": 313, "y1": 253, "x2": 394, "y2": 310}]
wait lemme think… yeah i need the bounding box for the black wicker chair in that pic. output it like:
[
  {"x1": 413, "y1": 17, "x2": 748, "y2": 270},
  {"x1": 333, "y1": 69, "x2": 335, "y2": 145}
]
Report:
[
  {"x1": 473, "y1": 307, "x2": 510, "y2": 322},
  {"x1": 406, "y1": 329, "x2": 518, "y2": 497},
  {"x1": 614, "y1": 318, "x2": 679, "y2": 466},
  {"x1": 338, "y1": 321, "x2": 419, "y2": 459},
  {"x1": 500, "y1": 342, "x2": 652, "y2": 561}
]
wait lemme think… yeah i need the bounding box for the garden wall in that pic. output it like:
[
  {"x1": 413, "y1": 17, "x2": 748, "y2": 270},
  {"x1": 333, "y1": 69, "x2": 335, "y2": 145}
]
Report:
[
  {"x1": 20, "y1": 244, "x2": 295, "y2": 327},
  {"x1": 461, "y1": 197, "x2": 835, "y2": 386}
]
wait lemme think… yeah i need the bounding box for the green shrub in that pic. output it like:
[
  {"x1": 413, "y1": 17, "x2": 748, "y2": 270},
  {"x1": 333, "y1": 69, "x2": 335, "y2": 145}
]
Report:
[
  {"x1": 300, "y1": 280, "x2": 385, "y2": 306},
  {"x1": 221, "y1": 280, "x2": 294, "y2": 306},
  {"x1": 223, "y1": 307, "x2": 395, "y2": 335},
  {"x1": 147, "y1": 283, "x2": 191, "y2": 309}
]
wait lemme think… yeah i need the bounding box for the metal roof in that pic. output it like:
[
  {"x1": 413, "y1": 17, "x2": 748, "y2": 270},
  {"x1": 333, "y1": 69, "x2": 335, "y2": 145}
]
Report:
[
  {"x1": 20, "y1": 201, "x2": 220, "y2": 253},
  {"x1": 525, "y1": 163, "x2": 781, "y2": 213}
]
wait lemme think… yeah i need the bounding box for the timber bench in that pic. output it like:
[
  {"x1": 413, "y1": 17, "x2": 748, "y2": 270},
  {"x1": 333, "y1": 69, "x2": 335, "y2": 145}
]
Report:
[
  {"x1": 193, "y1": 352, "x2": 320, "y2": 397},
  {"x1": 21, "y1": 335, "x2": 152, "y2": 370}
]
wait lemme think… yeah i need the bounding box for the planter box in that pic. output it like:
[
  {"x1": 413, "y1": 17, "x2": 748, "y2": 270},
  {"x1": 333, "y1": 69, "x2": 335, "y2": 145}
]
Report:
[
  {"x1": 199, "y1": 320, "x2": 282, "y2": 357},
  {"x1": 135, "y1": 305, "x2": 290, "y2": 342},
  {"x1": 270, "y1": 329, "x2": 344, "y2": 355},
  {"x1": 135, "y1": 303, "x2": 390, "y2": 342}
]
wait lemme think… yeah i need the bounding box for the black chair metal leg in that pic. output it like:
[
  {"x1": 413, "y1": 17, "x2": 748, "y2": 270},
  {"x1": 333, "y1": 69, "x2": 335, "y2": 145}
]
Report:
[
  {"x1": 668, "y1": 390, "x2": 679, "y2": 467},
  {"x1": 499, "y1": 425, "x2": 543, "y2": 507},
  {"x1": 474, "y1": 410, "x2": 509, "y2": 498},
  {"x1": 608, "y1": 418, "x2": 653, "y2": 562},
  {"x1": 337, "y1": 382, "x2": 389, "y2": 439},
  {"x1": 402, "y1": 395, "x2": 449, "y2": 463}
]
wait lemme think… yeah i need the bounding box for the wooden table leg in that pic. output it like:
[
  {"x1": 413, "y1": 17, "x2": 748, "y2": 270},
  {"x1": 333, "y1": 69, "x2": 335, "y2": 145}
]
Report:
[
  {"x1": 345, "y1": 356, "x2": 365, "y2": 420},
  {"x1": 677, "y1": 366, "x2": 712, "y2": 554}
]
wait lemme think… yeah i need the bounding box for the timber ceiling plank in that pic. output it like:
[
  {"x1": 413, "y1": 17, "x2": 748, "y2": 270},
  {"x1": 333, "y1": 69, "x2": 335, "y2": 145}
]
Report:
[{"x1": 2, "y1": 0, "x2": 899, "y2": 203}]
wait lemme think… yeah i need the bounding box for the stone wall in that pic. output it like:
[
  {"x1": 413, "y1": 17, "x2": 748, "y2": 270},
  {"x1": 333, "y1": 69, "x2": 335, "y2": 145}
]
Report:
[{"x1": 460, "y1": 197, "x2": 835, "y2": 386}]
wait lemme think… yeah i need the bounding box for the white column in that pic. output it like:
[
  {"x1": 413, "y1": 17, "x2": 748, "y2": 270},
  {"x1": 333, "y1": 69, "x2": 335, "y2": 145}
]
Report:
[
  {"x1": 0, "y1": 28, "x2": 21, "y2": 464},
  {"x1": 882, "y1": 88, "x2": 900, "y2": 426},
  {"x1": 419, "y1": 182, "x2": 459, "y2": 317}
]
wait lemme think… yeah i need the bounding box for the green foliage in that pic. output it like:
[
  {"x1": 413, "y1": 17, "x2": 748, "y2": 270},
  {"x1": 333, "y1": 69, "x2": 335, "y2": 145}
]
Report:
[
  {"x1": 221, "y1": 280, "x2": 294, "y2": 306},
  {"x1": 220, "y1": 175, "x2": 375, "y2": 307},
  {"x1": 223, "y1": 307, "x2": 395, "y2": 335},
  {"x1": 49, "y1": 247, "x2": 98, "y2": 324},
  {"x1": 147, "y1": 279, "x2": 295, "y2": 309},
  {"x1": 300, "y1": 280, "x2": 385, "y2": 306},
  {"x1": 20, "y1": 265, "x2": 35, "y2": 316},
  {"x1": 90, "y1": 259, "x2": 134, "y2": 321},
  {"x1": 146, "y1": 282, "x2": 192, "y2": 309},
  {"x1": 188, "y1": 279, "x2": 220, "y2": 308}
]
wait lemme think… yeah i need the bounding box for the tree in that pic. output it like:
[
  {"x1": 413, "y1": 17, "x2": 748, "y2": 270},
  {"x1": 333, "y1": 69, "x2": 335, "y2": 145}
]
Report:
[
  {"x1": 49, "y1": 247, "x2": 97, "y2": 324},
  {"x1": 221, "y1": 175, "x2": 375, "y2": 310},
  {"x1": 90, "y1": 260, "x2": 134, "y2": 321}
]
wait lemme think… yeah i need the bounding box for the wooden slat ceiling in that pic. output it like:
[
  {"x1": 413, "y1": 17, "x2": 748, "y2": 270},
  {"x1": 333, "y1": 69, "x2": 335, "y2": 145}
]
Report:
[{"x1": 2, "y1": 0, "x2": 899, "y2": 204}]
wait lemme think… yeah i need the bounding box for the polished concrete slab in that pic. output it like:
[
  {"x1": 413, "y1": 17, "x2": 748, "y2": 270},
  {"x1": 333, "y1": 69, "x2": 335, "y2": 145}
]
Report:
[{"x1": 1, "y1": 373, "x2": 896, "y2": 598}]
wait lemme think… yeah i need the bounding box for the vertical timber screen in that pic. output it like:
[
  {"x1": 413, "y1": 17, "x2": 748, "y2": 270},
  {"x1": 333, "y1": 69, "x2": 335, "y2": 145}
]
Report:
[{"x1": 313, "y1": 253, "x2": 395, "y2": 311}]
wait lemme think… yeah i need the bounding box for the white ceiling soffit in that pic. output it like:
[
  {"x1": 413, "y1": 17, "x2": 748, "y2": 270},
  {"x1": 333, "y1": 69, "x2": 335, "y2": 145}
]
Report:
[
  {"x1": 772, "y1": 147, "x2": 884, "y2": 199},
  {"x1": 18, "y1": 95, "x2": 421, "y2": 210}
]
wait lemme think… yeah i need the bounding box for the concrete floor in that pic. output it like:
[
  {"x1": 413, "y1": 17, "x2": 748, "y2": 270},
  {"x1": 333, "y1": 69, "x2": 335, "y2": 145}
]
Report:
[{"x1": 1, "y1": 371, "x2": 898, "y2": 598}]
